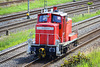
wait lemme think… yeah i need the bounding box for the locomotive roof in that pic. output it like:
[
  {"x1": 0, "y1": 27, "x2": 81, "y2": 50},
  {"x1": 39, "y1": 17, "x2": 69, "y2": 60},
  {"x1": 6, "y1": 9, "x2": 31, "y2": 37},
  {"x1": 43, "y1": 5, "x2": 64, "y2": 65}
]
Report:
[
  {"x1": 52, "y1": 12, "x2": 67, "y2": 16},
  {"x1": 40, "y1": 11, "x2": 67, "y2": 16}
]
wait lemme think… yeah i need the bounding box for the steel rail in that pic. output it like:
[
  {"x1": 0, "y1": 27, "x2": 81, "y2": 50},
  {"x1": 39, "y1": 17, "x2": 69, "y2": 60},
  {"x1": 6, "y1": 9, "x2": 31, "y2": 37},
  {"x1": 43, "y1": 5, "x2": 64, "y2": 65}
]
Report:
[
  {"x1": 0, "y1": 42, "x2": 27, "y2": 56},
  {"x1": 0, "y1": 1, "x2": 99, "y2": 34},
  {"x1": 77, "y1": 20, "x2": 100, "y2": 31},
  {"x1": 0, "y1": 50, "x2": 26, "y2": 64},
  {"x1": 0, "y1": 16, "x2": 99, "y2": 65},
  {"x1": 0, "y1": 18, "x2": 36, "y2": 29},
  {"x1": 72, "y1": 20, "x2": 100, "y2": 36},
  {"x1": 59, "y1": 2, "x2": 100, "y2": 12},
  {"x1": 0, "y1": 0, "x2": 34, "y2": 6},
  {"x1": 0, "y1": 0, "x2": 98, "y2": 22},
  {"x1": 42, "y1": 28, "x2": 100, "y2": 67},
  {"x1": 23, "y1": 58, "x2": 39, "y2": 67},
  {"x1": 0, "y1": 43, "x2": 28, "y2": 64},
  {"x1": 0, "y1": 19, "x2": 37, "y2": 33},
  {"x1": 72, "y1": 19, "x2": 100, "y2": 32},
  {"x1": 0, "y1": 12, "x2": 100, "y2": 35},
  {"x1": 0, "y1": 0, "x2": 99, "y2": 65},
  {"x1": 27, "y1": 0, "x2": 99, "y2": 15},
  {"x1": 78, "y1": 28, "x2": 100, "y2": 44},
  {"x1": 72, "y1": 15, "x2": 100, "y2": 28},
  {"x1": 1, "y1": 4, "x2": 99, "y2": 30},
  {"x1": 68, "y1": 5, "x2": 100, "y2": 15}
]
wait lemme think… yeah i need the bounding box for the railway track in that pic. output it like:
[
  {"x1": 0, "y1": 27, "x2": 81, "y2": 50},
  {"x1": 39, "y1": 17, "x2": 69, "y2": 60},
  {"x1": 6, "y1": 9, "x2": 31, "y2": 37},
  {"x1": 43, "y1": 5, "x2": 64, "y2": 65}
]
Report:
[
  {"x1": 72, "y1": 15, "x2": 100, "y2": 36},
  {"x1": 23, "y1": 27, "x2": 100, "y2": 67},
  {"x1": 0, "y1": 42, "x2": 27, "y2": 64},
  {"x1": 0, "y1": 0, "x2": 98, "y2": 22},
  {"x1": 67, "y1": 3, "x2": 100, "y2": 15},
  {"x1": 0, "y1": 19, "x2": 37, "y2": 33},
  {"x1": 0, "y1": 3, "x2": 100, "y2": 36},
  {"x1": 0, "y1": 0, "x2": 34, "y2": 6},
  {"x1": 0, "y1": 15, "x2": 99, "y2": 66}
]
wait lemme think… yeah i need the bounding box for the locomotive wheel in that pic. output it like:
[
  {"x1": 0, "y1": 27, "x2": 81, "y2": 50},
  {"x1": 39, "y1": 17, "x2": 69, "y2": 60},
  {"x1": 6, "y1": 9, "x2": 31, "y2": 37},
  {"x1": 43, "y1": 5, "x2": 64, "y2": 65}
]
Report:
[
  {"x1": 70, "y1": 43, "x2": 74, "y2": 49},
  {"x1": 63, "y1": 47, "x2": 68, "y2": 53},
  {"x1": 30, "y1": 51, "x2": 34, "y2": 54},
  {"x1": 49, "y1": 55, "x2": 57, "y2": 60},
  {"x1": 73, "y1": 40, "x2": 78, "y2": 46},
  {"x1": 68, "y1": 43, "x2": 72, "y2": 50},
  {"x1": 67, "y1": 46, "x2": 70, "y2": 51}
]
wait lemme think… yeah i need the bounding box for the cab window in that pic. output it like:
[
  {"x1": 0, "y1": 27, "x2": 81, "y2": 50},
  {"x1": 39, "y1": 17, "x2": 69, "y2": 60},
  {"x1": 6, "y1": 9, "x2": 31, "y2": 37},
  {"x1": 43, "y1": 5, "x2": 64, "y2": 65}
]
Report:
[
  {"x1": 39, "y1": 15, "x2": 47, "y2": 22},
  {"x1": 52, "y1": 15, "x2": 61, "y2": 23}
]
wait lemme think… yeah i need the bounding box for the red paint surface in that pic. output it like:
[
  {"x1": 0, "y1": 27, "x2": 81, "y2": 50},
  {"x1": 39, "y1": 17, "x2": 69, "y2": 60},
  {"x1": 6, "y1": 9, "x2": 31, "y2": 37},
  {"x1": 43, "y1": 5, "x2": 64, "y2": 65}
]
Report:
[{"x1": 35, "y1": 23, "x2": 59, "y2": 45}]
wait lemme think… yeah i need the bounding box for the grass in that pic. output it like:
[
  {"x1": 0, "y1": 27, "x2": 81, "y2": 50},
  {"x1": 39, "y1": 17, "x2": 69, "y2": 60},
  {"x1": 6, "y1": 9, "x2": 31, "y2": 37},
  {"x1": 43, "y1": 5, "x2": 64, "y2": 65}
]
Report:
[
  {"x1": 72, "y1": 10, "x2": 100, "y2": 23},
  {"x1": 76, "y1": 49, "x2": 100, "y2": 67},
  {"x1": 0, "y1": 0, "x2": 14, "y2": 3},
  {"x1": 0, "y1": 10, "x2": 100, "y2": 51},
  {"x1": 0, "y1": 29, "x2": 35, "y2": 51},
  {"x1": 0, "y1": 0, "x2": 79, "y2": 15}
]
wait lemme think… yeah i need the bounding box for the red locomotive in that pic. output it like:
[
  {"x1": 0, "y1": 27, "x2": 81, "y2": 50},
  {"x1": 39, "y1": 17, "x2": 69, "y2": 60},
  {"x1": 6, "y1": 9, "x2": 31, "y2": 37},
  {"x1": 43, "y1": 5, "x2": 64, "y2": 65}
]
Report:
[{"x1": 27, "y1": 6, "x2": 78, "y2": 58}]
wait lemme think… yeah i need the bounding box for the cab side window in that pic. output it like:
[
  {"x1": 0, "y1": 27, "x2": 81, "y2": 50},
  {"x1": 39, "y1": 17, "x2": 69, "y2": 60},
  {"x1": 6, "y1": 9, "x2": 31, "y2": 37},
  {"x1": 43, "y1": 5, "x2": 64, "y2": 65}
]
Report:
[{"x1": 52, "y1": 15, "x2": 61, "y2": 23}]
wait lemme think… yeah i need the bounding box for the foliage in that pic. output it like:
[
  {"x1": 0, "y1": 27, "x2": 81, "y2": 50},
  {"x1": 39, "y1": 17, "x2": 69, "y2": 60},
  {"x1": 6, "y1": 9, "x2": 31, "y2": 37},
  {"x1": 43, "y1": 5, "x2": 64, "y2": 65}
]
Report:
[
  {"x1": 0, "y1": 8, "x2": 100, "y2": 51},
  {"x1": 87, "y1": 2, "x2": 93, "y2": 5},
  {"x1": 76, "y1": 50, "x2": 100, "y2": 67},
  {"x1": 0, "y1": 0, "x2": 79, "y2": 15},
  {"x1": 61, "y1": 52, "x2": 90, "y2": 67},
  {"x1": 61, "y1": 49, "x2": 100, "y2": 67},
  {"x1": 0, "y1": 10, "x2": 100, "y2": 51},
  {"x1": 0, "y1": 29, "x2": 35, "y2": 51}
]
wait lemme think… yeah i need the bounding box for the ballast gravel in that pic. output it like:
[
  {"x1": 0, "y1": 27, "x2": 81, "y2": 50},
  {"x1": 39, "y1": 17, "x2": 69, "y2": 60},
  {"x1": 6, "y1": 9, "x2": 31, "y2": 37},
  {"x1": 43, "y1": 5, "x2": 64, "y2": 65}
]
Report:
[{"x1": 49, "y1": 37, "x2": 100, "y2": 67}]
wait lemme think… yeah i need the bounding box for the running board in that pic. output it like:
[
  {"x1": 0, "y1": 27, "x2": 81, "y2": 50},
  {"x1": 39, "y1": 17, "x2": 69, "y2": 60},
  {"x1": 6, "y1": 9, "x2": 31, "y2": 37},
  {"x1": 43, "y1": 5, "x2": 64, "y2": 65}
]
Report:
[{"x1": 59, "y1": 38, "x2": 77, "y2": 46}]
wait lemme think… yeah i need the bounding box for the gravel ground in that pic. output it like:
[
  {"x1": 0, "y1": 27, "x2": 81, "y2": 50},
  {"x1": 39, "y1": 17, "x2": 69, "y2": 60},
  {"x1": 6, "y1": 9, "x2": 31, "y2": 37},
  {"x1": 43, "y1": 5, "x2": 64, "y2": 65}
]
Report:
[
  {"x1": 0, "y1": 23, "x2": 36, "y2": 36},
  {"x1": 0, "y1": 17, "x2": 100, "y2": 67},
  {"x1": 0, "y1": 15, "x2": 37, "y2": 26},
  {"x1": 69, "y1": 6, "x2": 100, "y2": 17},
  {"x1": 0, "y1": 53, "x2": 36, "y2": 67},
  {"x1": 78, "y1": 20, "x2": 100, "y2": 37},
  {"x1": 0, "y1": 3, "x2": 100, "y2": 66},
  {"x1": 72, "y1": 16, "x2": 100, "y2": 37},
  {"x1": 1, "y1": 8, "x2": 100, "y2": 36},
  {"x1": 0, "y1": 45, "x2": 27, "y2": 62},
  {"x1": 0, "y1": 1, "x2": 99, "y2": 26},
  {"x1": 49, "y1": 36, "x2": 100, "y2": 67}
]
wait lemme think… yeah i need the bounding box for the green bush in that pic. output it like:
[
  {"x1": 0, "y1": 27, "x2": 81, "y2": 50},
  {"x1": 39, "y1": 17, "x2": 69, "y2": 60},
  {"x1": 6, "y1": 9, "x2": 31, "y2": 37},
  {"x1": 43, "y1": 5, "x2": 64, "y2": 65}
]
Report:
[
  {"x1": 76, "y1": 50, "x2": 100, "y2": 67},
  {"x1": 61, "y1": 49, "x2": 100, "y2": 67},
  {"x1": 87, "y1": 2, "x2": 93, "y2": 5},
  {"x1": 61, "y1": 52, "x2": 90, "y2": 67}
]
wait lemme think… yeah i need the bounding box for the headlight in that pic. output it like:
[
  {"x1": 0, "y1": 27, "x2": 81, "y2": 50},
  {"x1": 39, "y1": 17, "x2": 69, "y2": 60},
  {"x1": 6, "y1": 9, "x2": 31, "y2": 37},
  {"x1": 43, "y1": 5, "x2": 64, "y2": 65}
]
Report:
[{"x1": 49, "y1": 48, "x2": 55, "y2": 52}]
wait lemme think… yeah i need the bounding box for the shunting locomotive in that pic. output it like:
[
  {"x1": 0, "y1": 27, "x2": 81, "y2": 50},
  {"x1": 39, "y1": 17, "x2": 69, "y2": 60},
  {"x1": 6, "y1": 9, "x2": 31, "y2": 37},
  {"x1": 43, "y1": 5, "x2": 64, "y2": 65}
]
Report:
[{"x1": 27, "y1": 6, "x2": 78, "y2": 58}]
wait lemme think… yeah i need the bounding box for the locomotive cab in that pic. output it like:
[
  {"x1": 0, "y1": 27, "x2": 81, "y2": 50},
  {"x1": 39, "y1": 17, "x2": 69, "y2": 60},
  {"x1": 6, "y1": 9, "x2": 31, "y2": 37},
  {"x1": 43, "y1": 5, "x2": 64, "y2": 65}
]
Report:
[{"x1": 27, "y1": 6, "x2": 77, "y2": 58}]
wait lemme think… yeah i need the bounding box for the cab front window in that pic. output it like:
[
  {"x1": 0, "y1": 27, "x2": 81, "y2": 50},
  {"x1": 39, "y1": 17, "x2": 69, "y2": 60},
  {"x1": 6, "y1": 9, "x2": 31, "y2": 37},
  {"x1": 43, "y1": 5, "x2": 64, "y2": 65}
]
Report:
[
  {"x1": 39, "y1": 15, "x2": 47, "y2": 22},
  {"x1": 52, "y1": 15, "x2": 61, "y2": 23}
]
